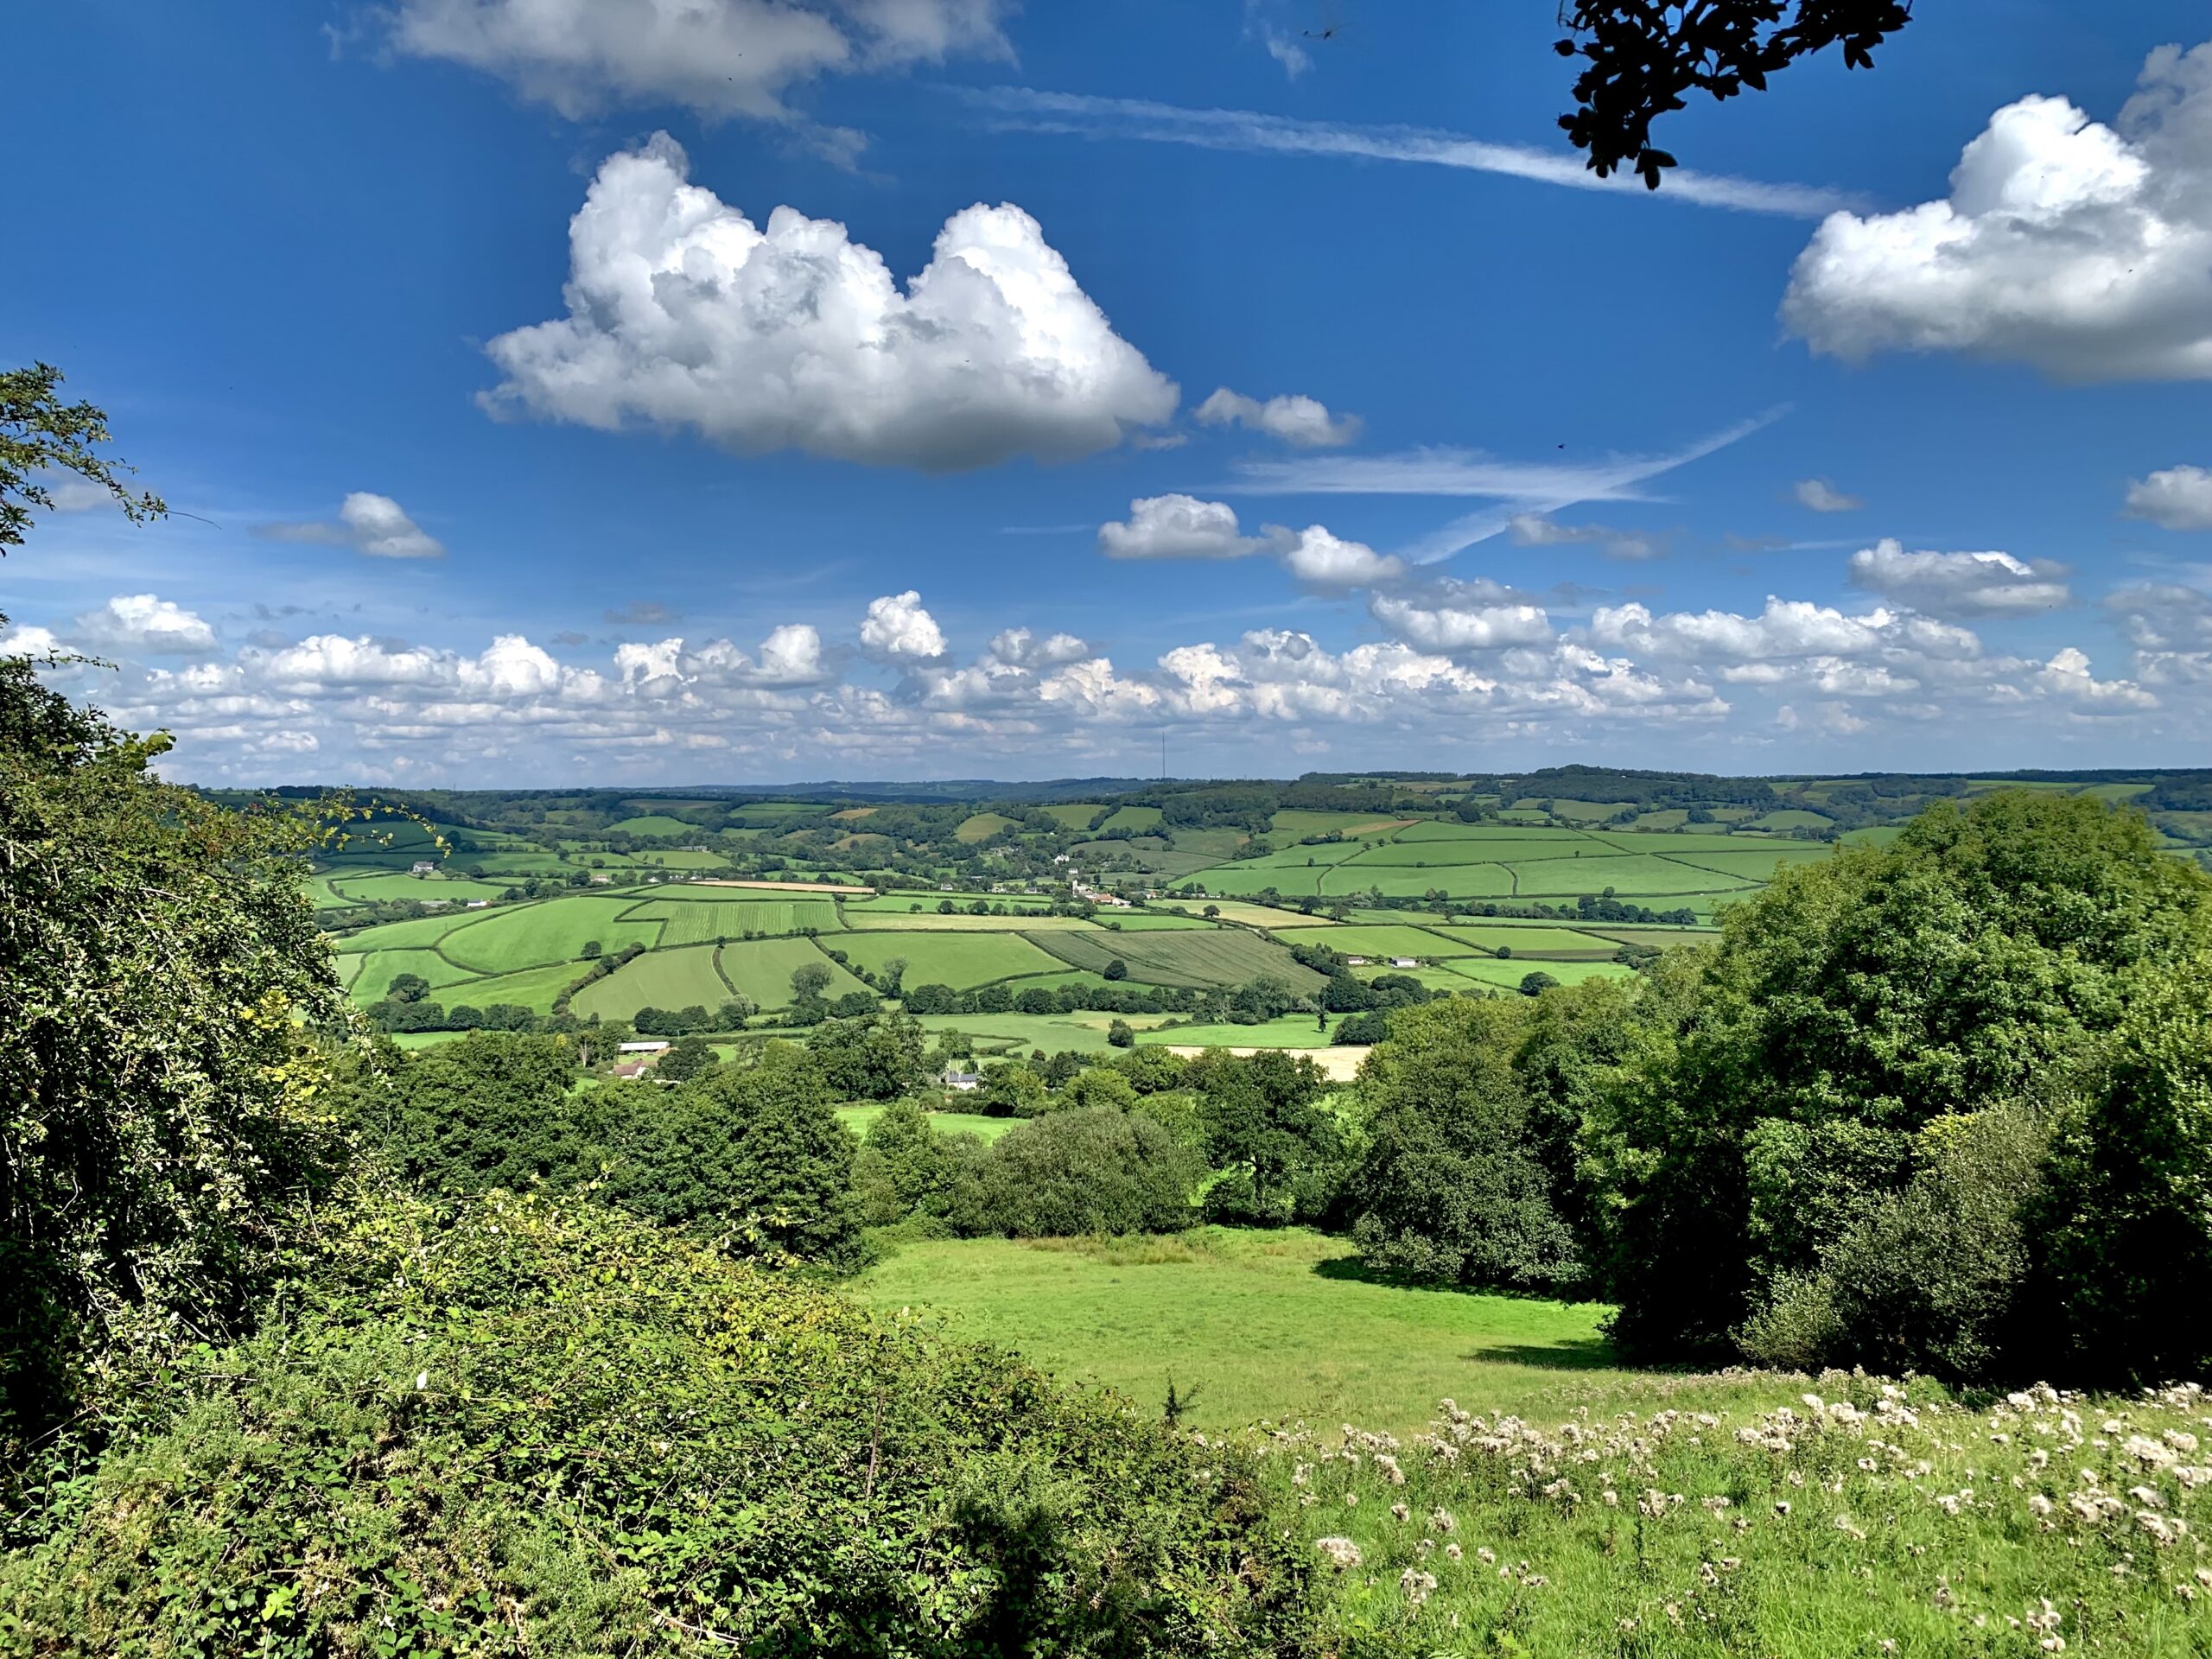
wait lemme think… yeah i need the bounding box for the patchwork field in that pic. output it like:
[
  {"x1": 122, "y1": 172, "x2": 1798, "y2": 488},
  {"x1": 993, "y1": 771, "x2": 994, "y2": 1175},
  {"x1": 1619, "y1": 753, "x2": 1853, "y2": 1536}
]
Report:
[
  {"x1": 625, "y1": 897, "x2": 842, "y2": 943},
  {"x1": 842, "y1": 911, "x2": 1103, "y2": 931},
  {"x1": 834, "y1": 930, "x2": 1068, "y2": 989},
  {"x1": 712, "y1": 938, "x2": 872, "y2": 1009},
  {"x1": 437, "y1": 897, "x2": 664, "y2": 976},
  {"x1": 569, "y1": 942, "x2": 733, "y2": 1020},
  {"x1": 912, "y1": 1011, "x2": 1178, "y2": 1055},
  {"x1": 1028, "y1": 927, "x2": 1329, "y2": 993}
]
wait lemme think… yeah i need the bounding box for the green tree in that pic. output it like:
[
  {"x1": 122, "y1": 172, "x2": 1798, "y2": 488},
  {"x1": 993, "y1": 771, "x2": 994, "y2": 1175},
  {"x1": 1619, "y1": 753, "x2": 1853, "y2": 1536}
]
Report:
[
  {"x1": 974, "y1": 1109, "x2": 1197, "y2": 1237},
  {"x1": 790, "y1": 960, "x2": 834, "y2": 1004},
  {"x1": 1, "y1": 362, "x2": 165, "y2": 553},
  {"x1": 2031, "y1": 957, "x2": 2212, "y2": 1385},
  {"x1": 1344, "y1": 998, "x2": 1580, "y2": 1292},
  {"x1": 607, "y1": 1042, "x2": 866, "y2": 1268},
  {"x1": 1106, "y1": 1018, "x2": 1135, "y2": 1048},
  {"x1": 655, "y1": 1034, "x2": 717, "y2": 1082},
  {"x1": 1189, "y1": 1050, "x2": 1338, "y2": 1223},
  {"x1": 386, "y1": 971, "x2": 430, "y2": 1004},
  {"x1": 852, "y1": 1097, "x2": 985, "y2": 1231},
  {"x1": 1, "y1": 595, "x2": 347, "y2": 1450},
  {"x1": 807, "y1": 1012, "x2": 929, "y2": 1101},
  {"x1": 346, "y1": 1031, "x2": 591, "y2": 1198},
  {"x1": 1590, "y1": 792, "x2": 2212, "y2": 1363},
  {"x1": 1103, "y1": 957, "x2": 1128, "y2": 982}
]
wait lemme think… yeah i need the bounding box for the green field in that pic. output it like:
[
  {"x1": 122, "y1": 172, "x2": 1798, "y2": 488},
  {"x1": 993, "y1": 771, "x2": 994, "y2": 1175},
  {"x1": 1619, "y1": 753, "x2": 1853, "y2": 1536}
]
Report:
[
  {"x1": 569, "y1": 942, "x2": 733, "y2": 1020},
  {"x1": 834, "y1": 1104, "x2": 1020, "y2": 1143},
  {"x1": 325, "y1": 871, "x2": 518, "y2": 904},
  {"x1": 1037, "y1": 803, "x2": 1106, "y2": 830},
  {"x1": 444, "y1": 960, "x2": 591, "y2": 1013},
  {"x1": 713, "y1": 938, "x2": 872, "y2": 1008},
  {"x1": 843, "y1": 911, "x2": 1102, "y2": 931},
  {"x1": 834, "y1": 930, "x2": 1066, "y2": 988},
  {"x1": 438, "y1": 896, "x2": 664, "y2": 975},
  {"x1": 1445, "y1": 957, "x2": 1637, "y2": 989},
  {"x1": 1028, "y1": 927, "x2": 1328, "y2": 992},
  {"x1": 346, "y1": 947, "x2": 481, "y2": 1003},
  {"x1": 912, "y1": 1011, "x2": 1176, "y2": 1055},
  {"x1": 1096, "y1": 804, "x2": 1163, "y2": 833},
  {"x1": 954, "y1": 811, "x2": 1020, "y2": 843},
  {"x1": 1428, "y1": 923, "x2": 1621, "y2": 957},
  {"x1": 1137, "y1": 1016, "x2": 1338, "y2": 1049},
  {"x1": 1291, "y1": 924, "x2": 1471, "y2": 959},
  {"x1": 856, "y1": 1229, "x2": 1640, "y2": 1436},
  {"x1": 1166, "y1": 899, "x2": 1338, "y2": 928},
  {"x1": 626, "y1": 897, "x2": 842, "y2": 943},
  {"x1": 605, "y1": 814, "x2": 700, "y2": 837}
]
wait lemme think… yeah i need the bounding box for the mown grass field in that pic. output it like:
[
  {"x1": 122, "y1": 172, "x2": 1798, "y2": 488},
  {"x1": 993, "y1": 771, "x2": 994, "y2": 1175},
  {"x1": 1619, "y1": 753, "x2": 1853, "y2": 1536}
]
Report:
[
  {"x1": 569, "y1": 941, "x2": 732, "y2": 1020},
  {"x1": 833, "y1": 930, "x2": 1066, "y2": 988},
  {"x1": 912, "y1": 1010, "x2": 1178, "y2": 1054},
  {"x1": 1030, "y1": 926, "x2": 1329, "y2": 992},
  {"x1": 627, "y1": 896, "x2": 842, "y2": 943},
  {"x1": 833, "y1": 1104, "x2": 1020, "y2": 1142},
  {"x1": 855, "y1": 1229, "x2": 1647, "y2": 1435},
  {"x1": 1137, "y1": 1016, "x2": 1338, "y2": 1049}
]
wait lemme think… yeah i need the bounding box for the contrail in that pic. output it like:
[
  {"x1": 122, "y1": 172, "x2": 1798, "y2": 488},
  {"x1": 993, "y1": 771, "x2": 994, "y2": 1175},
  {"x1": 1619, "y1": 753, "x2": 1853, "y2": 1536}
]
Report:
[{"x1": 963, "y1": 88, "x2": 1858, "y2": 220}]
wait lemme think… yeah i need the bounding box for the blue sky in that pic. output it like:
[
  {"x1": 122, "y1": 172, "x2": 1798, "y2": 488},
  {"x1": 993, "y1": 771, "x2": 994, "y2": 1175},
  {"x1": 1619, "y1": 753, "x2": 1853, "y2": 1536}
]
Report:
[{"x1": 8, "y1": 0, "x2": 2212, "y2": 785}]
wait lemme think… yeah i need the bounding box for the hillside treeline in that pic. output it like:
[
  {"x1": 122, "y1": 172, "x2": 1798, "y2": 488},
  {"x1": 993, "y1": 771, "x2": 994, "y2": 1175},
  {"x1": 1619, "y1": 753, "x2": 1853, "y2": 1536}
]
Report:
[{"x1": 1348, "y1": 791, "x2": 2212, "y2": 1387}]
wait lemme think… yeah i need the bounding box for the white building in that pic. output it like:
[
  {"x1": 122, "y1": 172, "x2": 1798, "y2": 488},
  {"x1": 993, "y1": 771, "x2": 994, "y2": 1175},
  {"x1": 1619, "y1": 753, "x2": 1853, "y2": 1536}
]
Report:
[
  {"x1": 941, "y1": 1069, "x2": 982, "y2": 1092},
  {"x1": 1389, "y1": 957, "x2": 1419, "y2": 969},
  {"x1": 618, "y1": 1040, "x2": 670, "y2": 1054}
]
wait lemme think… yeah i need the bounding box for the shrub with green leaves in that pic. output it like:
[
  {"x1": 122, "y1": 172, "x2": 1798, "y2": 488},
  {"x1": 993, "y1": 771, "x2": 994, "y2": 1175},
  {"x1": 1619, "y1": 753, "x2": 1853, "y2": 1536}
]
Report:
[
  {"x1": 976, "y1": 1107, "x2": 1199, "y2": 1237},
  {"x1": 0, "y1": 1185, "x2": 1315, "y2": 1655}
]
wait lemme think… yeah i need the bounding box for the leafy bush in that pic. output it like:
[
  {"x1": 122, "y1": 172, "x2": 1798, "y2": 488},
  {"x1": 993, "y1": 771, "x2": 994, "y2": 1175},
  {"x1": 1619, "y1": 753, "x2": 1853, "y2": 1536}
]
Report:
[
  {"x1": 0, "y1": 652, "x2": 349, "y2": 1455},
  {"x1": 1590, "y1": 792, "x2": 2212, "y2": 1363},
  {"x1": 1344, "y1": 999, "x2": 1580, "y2": 1293},
  {"x1": 975, "y1": 1109, "x2": 1199, "y2": 1237},
  {"x1": 0, "y1": 1186, "x2": 1315, "y2": 1655},
  {"x1": 2031, "y1": 955, "x2": 2212, "y2": 1384}
]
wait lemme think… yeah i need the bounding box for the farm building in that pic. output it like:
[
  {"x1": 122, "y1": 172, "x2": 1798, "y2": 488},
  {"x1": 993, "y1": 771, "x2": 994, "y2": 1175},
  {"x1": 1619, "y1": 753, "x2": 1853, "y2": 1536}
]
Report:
[
  {"x1": 609, "y1": 1061, "x2": 649, "y2": 1080},
  {"x1": 410, "y1": 860, "x2": 435, "y2": 874},
  {"x1": 618, "y1": 1040, "x2": 670, "y2": 1054},
  {"x1": 1389, "y1": 957, "x2": 1419, "y2": 969},
  {"x1": 941, "y1": 1069, "x2": 982, "y2": 1093}
]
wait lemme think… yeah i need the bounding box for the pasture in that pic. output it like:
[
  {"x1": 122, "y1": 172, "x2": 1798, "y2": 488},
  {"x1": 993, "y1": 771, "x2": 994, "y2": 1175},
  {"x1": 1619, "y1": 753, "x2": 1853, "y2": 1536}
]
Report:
[
  {"x1": 436, "y1": 896, "x2": 664, "y2": 975},
  {"x1": 712, "y1": 937, "x2": 872, "y2": 1008},
  {"x1": 833, "y1": 930, "x2": 1067, "y2": 989},
  {"x1": 1137, "y1": 1015, "x2": 1335, "y2": 1049},
  {"x1": 625, "y1": 897, "x2": 842, "y2": 943},
  {"x1": 855, "y1": 1229, "x2": 1636, "y2": 1436},
  {"x1": 569, "y1": 943, "x2": 732, "y2": 1020},
  {"x1": 833, "y1": 1104, "x2": 1019, "y2": 1143},
  {"x1": 1029, "y1": 927, "x2": 1328, "y2": 992},
  {"x1": 912, "y1": 1011, "x2": 1176, "y2": 1055},
  {"x1": 843, "y1": 910, "x2": 1102, "y2": 931}
]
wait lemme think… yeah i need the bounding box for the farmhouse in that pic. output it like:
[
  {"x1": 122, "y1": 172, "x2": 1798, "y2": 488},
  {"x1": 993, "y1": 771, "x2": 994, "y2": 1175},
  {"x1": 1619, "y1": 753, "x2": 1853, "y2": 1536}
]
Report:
[
  {"x1": 410, "y1": 860, "x2": 435, "y2": 874},
  {"x1": 940, "y1": 1068, "x2": 982, "y2": 1093},
  {"x1": 608, "y1": 1061, "x2": 650, "y2": 1080},
  {"x1": 1344, "y1": 955, "x2": 1370, "y2": 967}
]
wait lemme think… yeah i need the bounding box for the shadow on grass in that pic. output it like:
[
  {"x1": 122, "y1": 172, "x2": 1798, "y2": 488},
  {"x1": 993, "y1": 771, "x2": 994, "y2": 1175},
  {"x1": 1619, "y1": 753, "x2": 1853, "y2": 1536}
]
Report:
[
  {"x1": 1309, "y1": 1252, "x2": 1598, "y2": 1306},
  {"x1": 1463, "y1": 1338, "x2": 1618, "y2": 1371}
]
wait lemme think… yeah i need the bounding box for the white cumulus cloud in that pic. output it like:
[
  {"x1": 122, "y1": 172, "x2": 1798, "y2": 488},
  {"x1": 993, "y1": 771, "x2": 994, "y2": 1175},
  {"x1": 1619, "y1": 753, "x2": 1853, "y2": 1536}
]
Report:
[
  {"x1": 72, "y1": 594, "x2": 219, "y2": 656},
  {"x1": 1097, "y1": 494, "x2": 1265, "y2": 560},
  {"x1": 259, "y1": 493, "x2": 445, "y2": 559},
  {"x1": 1792, "y1": 478, "x2": 1863, "y2": 512},
  {"x1": 2124, "y1": 464, "x2": 2212, "y2": 530},
  {"x1": 1370, "y1": 586, "x2": 1553, "y2": 652},
  {"x1": 859, "y1": 591, "x2": 948, "y2": 660},
  {"x1": 385, "y1": 0, "x2": 1011, "y2": 127},
  {"x1": 1193, "y1": 387, "x2": 1361, "y2": 448},
  {"x1": 1275, "y1": 525, "x2": 1405, "y2": 588},
  {"x1": 482, "y1": 136, "x2": 1178, "y2": 472},
  {"x1": 1784, "y1": 41, "x2": 2212, "y2": 379},
  {"x1": 1847, "y1": 539, "x2": 2072, "y2": 617}
]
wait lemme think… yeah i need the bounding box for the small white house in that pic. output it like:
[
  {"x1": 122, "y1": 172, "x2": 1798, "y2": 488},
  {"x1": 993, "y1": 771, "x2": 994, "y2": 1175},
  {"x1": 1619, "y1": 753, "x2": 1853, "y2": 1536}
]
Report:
[
  {"x1": 410, "y1": 860, "x2": 436, "y2": 874},
  {"x1": 941, "y1": 1069, "x2": 982, "y2": 1092},
  {"x1": 1344, "y1": 955, "x2": 1370, "y2": 967},
  {"x1": 466, "y1": 899, "x2": 490, "y2": 909},
  {"x1": 619, "y1": 1040, "x2": 671, "y2": 1054},
  {"x1": 1389, "y1": 957, "x2": 1419, "y2": 969}
]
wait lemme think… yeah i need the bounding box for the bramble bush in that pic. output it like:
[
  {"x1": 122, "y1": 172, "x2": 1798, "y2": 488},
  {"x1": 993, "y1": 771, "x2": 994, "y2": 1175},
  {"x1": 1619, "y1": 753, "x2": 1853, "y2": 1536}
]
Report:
[{"x1": 0, "y1": 1185, "x2": 1316, "y2": 1656}]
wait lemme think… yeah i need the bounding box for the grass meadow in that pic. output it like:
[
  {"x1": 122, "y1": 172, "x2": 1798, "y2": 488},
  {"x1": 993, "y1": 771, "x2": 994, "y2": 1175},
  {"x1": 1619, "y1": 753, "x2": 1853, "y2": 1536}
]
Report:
[{"x1": 860, "y1": 1230, "x2": 2212, "y2": 1654}]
